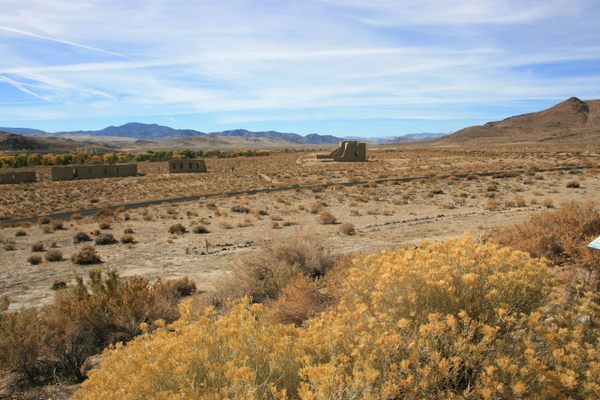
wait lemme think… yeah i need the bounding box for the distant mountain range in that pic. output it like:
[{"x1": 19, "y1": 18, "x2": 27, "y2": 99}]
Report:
[
  {"x1": 440, "y1": 97, "x2": 600, "y2": 145},
  {"x1": 0, "y1": 123, "x2": 446, "y2": 150},
  {"x1": 0, "y1": 123, "x2": 345, "y2": 144}
]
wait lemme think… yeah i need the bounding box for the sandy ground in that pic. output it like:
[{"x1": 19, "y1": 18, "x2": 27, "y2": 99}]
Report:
[
  {"x1": 1, "y1": 147, "x2": 599, "y2": 220},
  {"x1": 1, "y1": 152, "x2": 599, "y2": 310}
]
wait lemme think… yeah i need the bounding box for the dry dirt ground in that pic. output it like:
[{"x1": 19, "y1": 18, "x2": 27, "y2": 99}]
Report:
[{"x1": 1, "y1": 146, "x2": 599, "y2": 310}]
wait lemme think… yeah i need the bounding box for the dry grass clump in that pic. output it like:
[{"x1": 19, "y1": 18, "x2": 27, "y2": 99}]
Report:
[
  {"x1": 4, "y1": 241, "x2": 16, "y2": 251},
  {"x1": 95, "y1": 233, "x2": 117, "y2": 245},
  {"x1": 51, "y1": 220, "x2": 65, "y2": 230},
  {"x1": 71, "y1": 245, "x2": 101, "y2": 265},
  {"x1": 123, "y1": 228, "x2": 134, "y2": 234},
  {"x1": 338, "y1": 223, "x2": 356, "y2": 235},
  {"x1": 167, "y1": 277, "x2": 197, "y2": 297},
  {"x1": 15, "y1": 229, "x2": 27, "y2": 237},
  {"x1": 98, "y1": 220, "x2": 112, "y2": 230},
  {"x1": 566, "y1": 180, "x2": 581, "y2": 188},
  {"x1": 192, "y1": 225, "x2": 209, "y2": 234},
  {"x1": 214, "y1": 235, "x2": 335, "y2": 306},
  {"x1": 37, "y1": 216, "x2": 51, "y2": 225},
  {"x1": 74, "y1": 237, "x2": 600, "y2": 400},
  {"x1": 44, "y1": 249, "x2": 63, "y2": 262},
  {"x1": 120, "y1": 235, "x2": 135, "y2": 244},
  {"x1": 27, "y1": 254, "x2": 43, "y2": 265},
  {"x1": 218, "y1": 221, "x2": 233, "y2": 229},
  {"x1": 231, "y1": 205, "x2": 251, "y2": 214},
  {"x1": 31, "y1": 242, "x2": 45, "y2": 252},
  {"x1": 168, "y1": 223, "x2": 187, "y2": 235},
  {"x1": 317, "y1": 210, "x2": 337, "y2": 225},
  {"x1": 73, "y1": 232, "x2": 91, "y2": 243}
]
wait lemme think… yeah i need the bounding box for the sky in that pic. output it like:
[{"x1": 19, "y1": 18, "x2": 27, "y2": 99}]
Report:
[{"x1": 1, "y1": 0, "x2": 600, "y2": 137}]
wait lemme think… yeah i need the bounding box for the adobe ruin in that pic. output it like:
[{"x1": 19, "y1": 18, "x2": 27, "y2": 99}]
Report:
[
  {"x1": 316, "y1": 141, "x2": 367, "y2": 162},
  {"x1": 0, "y1": 169, "x2": 36, "y2": 184},
  {"x1": 168, "y1": 159, "x2": 207, "y2": 173},
  {"x1": 51, "y1": 164, "x2": 138, "y2": 181}
]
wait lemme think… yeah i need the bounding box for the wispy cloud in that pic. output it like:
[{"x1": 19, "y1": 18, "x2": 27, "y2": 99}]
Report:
[{"x1": 0, "y1": 26, "x2": 124, "y2": 57}]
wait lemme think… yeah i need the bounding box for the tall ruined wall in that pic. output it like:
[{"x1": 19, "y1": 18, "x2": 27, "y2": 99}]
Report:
[{"x1": 330, "y1": 141, "x2": 367, "y2": 162}]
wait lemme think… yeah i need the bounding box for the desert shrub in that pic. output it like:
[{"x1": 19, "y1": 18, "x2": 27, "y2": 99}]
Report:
[
  {"x1": 45, "y1": 249, "x2": 63, "y2": 262},
  {"x1": 15, "y1": 229, "x2": 27, "y2": 237},
  {"x1": 308, "y1": 202, "x2": 323, "y2": 214},
  {"x1": 168, "y1": 223, "x2": 187, "y2": 235},
  {"x1": 28, "y1": 254, "x2": 43, "y2": 265},
  {"x1": 120, "y1": 235, "x2": 135, "y2": 244},
  {"x1": 167, "y1": 277, "x2": 197, "y2": 297},
  {"x1": 493, "y1": 201, "x2": 600, "y2": 270},
  {"x1": 218, "y1": 221, "x2": 233, "y2": 229},
  {"x1": 214, "y1": 235, "x2": 335, "y2": 306},
  {"x1": 43, "y1": 271, "x2": 182, "y2": 380},
  {"x1": 298, "y1": 236, "x2": 599, "y2": 399},
  {"x1": 71, "y1": 245, "x2": 102, "y2": 265},
  {"x1": 51, "y1": 281, "x2": 67, "y2": 290},
  {"x1": 339, "y1": 223, "x2": 355, "y2": 235},
  {"x1": 566, "y1": 180, "x2": 580, "y2": 188},
  {"x1": 98, "y1": 220, "x2": 112, "y2": 230},
  {"x1": 37, "y1": 216, "x2": 51, "y2": 225},
  {"x1": 74, "y1": 300, "x2": 300, "y2": 400},
  {"x1": 95, "y1": 208, "x2": 114, "y2": 219},
  {"x1": 0, "y1": 308, "x2": 54, "y2": 385},
  {"x1": 317, "y1": 210, "x2": 337, "y2": 225},
  {"x1": 51, "y1": 220, "x2": 65, "y2": 230},
  {"x1": 95, "y1": 233, "x2": 117, "y2": 245},
  {"x1": 4, "y1": 241, "x2": 16, "y2": 251},
  {"x1": 31, "y1": 242, "x2": 45, "y2": 252},
  {"x1": 192, "y1": 225, "x2": 209, "y2": 234},
  {"x1": 73, "y1": 232, "x2": 91, "y2": 243},
  {"x1": 266, "y1": 276, "x2": 330, "y2": 326},
  {"x1": 231, "y1": 205, "x2": 251, "y2": 213},
  {"x1": 123, "y1": 228, "x2": 134, "y2": 234},
  {"x1": 74, "y1": 238, "x2": 600, "y2": 399}
]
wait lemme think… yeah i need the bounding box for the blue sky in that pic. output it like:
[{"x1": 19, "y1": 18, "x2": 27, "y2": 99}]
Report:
[{"x1": 1, "y1": 0, "x2": 600, "y2": 137}]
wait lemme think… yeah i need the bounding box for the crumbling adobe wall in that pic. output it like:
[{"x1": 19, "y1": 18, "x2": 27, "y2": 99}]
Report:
[
  {"x1": 51, "y1": 166, "x2": 75, "y2": 181},
  {"x1": 0, "y1": 169, "x2": 36, "y2": 184},
  {"x1": 168, "y1": 159, "x2": 207, "y2": 173},
  {"x1": 317, "y1": 141, "x2": 367, "y2": 162},
  {"x1": 51, "y1": 164, "x2": 138, "y2": 181}
]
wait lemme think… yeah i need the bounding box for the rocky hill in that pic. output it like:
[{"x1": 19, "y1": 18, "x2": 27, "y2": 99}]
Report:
[{"x1": 439, "y1": 97, "x2": 600, "y2": 145}]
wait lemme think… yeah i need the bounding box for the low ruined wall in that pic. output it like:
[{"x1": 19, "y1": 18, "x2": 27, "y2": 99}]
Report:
[
  {"x1": 113, "y1": 163, "x2": 137, "y2": 177},
  {"x1": 51, "y1": 164, "x2": 138, "y2": 181},
  {"x1": 0, "y1": 169, "x2": 36, "y2": 184},
  {"x1": 168, "y1": 159, "x2": 207, "y2": 173}
]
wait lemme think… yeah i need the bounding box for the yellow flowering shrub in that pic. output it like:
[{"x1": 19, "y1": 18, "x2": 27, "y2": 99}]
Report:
[
  {"x1": 75, "y1": 300, "x2": 300, "y2": 400},
  {"x1": 298, "y1": 236, "x2": 600, "y2": 399},
  {"x1": 75, "y1": 237, "x2": 600, "y2": 399}
]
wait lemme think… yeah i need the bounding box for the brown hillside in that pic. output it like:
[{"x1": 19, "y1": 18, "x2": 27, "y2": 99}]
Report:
[
  {"x1": 0, "y1": 131, "x2": 112, "y2": 153},
  {"x1": 440, "y1": 97, "x2": 600, "y2": 145}
]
